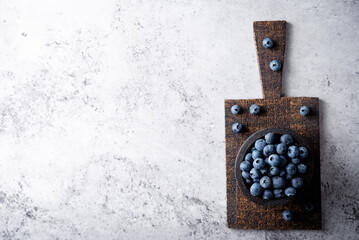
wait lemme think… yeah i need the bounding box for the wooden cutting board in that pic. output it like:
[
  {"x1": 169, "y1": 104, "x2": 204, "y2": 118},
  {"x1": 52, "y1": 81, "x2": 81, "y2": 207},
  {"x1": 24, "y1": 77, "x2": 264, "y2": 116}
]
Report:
[{"x1": 225, "y1": 21, "x2": 322, "y2": 230}]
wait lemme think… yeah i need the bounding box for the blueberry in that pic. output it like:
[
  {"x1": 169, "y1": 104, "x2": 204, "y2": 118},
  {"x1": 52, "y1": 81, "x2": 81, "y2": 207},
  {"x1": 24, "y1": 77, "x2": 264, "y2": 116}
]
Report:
[
  {"x1": 273, "y1": 189, "x2": 284, "y2": 198},
  {"x1": 250, "y1": 168, "x2": 261, "y2": 179},
  {"x1": 268, "y1": 154, "x2": 281, "y2": 167},
  {"x1": 269, "y1": 60, "x2": 281, "y2": 71},
  {"x1": 272, "y1": 176, "x2": 286, "y2": 189},
  {"x1": 282, "y1": 210, "x2": 293, "y2": 221},
  {"x1": 253, "y1": 158, "x2": 266, "y2": 169},
  {"x1": 245, "y1": 153, "x2": 253, "y2": 163},
  {"x1": 291, "y1": 158, "x2": 301, "y2": 165},
  {"x1": 279, "y1": 155, "x2": 288, "y2": 167},
  {"x1": 249, "y1": 104, "x2": 260, "y2": 114},
  {"x1": 250, "y1": 182, "x2": 263, "y2": 197},
  {"x1": 240, "y1": 161, "x2": 252, "y2": 172},
  {"x1": 260, "y1": 176, "x2": 272, "y2": 189},
  {"x1": 276, "y1": 143, "x2": 287, "y2": 155},
  {"x1": 253, "y1": 178, "x2": 260, "y2": 182},
  {"x1": 245, "y1": 178, "x2": 253, "y2": 184},
  {"x1": 263, "y1": 190, "x2": 274, "y2": 199},
  {"x1": 300, "y1": 105, "x2": 310, "y2": 116},
  {"x1": 232, "y1": 122, "x2": 243, "y2": 133},
  {"x1": 302, "y1": 202, "x2": 314, "y2": 212},
  {"x1": 242, "y1": 171, "x2": 250, "y2": 179},
  {"x1": 231, "y1": 105, "x2": 241, "y2": 115},
  {"x1": 297, "y1": 163, "x2": 308, "y2": 174},
  {"x1": 265, "y1": 132, "x2": 276, "y2": 144},
  {"x1": 263, "y1": 145, "x2": 276, "y2": 157},
  {"x1": 260, "y1": 168, "x2": 269, "y2": 175},
  {"x1": 252, "y1": 150, "x2": 263, "y2": 160},
  {"x1": 292, "y1": 177, "x2": 304, "y2": 188},
  {"x1": 285, "y1": 174, "x2": 294, "y2": 180},
  {"x1": 251, "y1": 147, "x2": 256, "y2": 152},
  {"x1": 269, "y1": 166, "x2": 280, "y2": 176},
  {"x1": 280, "y1": 134, "x2": 293, "y2": 146},
  {"x1": 262, "y1": 38, "x2": 274, "y2": 48},
  {"x1": 284, "y1": 187, "x2": 296, "y2": 197},
  {"x1": 265, "y1": 157, "x2": 269, "y2": 165},
  {"x1": 299, "y1": 147, "x2": 308, "y2": 158},
  {"x1": 279, "y1": 169, "x2": 286, "y2": 177},
  {"x1": 255, "y1": 139, "x2": 267, "y2": 151},
  {"x1": 288, "y1": 145, "x2": 300, "y2": 158},
  {"x1": 286, "y1": 163, "x2": 297, "y2": 175}
]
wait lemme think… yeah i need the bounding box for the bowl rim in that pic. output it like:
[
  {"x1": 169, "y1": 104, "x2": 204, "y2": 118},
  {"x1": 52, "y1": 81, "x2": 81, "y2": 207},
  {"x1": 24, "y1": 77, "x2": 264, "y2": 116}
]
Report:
[{"x1": 235, "y1": 127, "x2": 315, "y2": 207}]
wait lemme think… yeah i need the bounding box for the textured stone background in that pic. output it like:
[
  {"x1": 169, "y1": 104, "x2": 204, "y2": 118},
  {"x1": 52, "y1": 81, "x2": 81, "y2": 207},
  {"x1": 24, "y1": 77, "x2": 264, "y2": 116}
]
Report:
[{"x1": 0, "y1": 0, "x2": 358, "y2": 239}]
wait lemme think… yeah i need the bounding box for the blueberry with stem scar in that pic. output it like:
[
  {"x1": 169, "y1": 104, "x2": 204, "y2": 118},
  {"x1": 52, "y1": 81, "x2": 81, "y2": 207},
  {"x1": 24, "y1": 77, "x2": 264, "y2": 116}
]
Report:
[
  {"x1": 231, "y1": 105, "x2": 241, "y2": 115},
  {"x1": 300, "y1": 105, "x2": 310, "y2": 116},
  {"x1": 282, "y1": 210, "x2": 293, "y2": 221},
  {"x1": 262, "y1": 38, "x2": 274, "y2": 48},
  {"x1": 232, "y1": 122, "x2": 243, "y2": 133},
  {"x1": 270, "y1": 60, "x2": 281, "y2": 71},
  {"x1": 250, "y1": 104, "x2": 260, "y2": 114}
]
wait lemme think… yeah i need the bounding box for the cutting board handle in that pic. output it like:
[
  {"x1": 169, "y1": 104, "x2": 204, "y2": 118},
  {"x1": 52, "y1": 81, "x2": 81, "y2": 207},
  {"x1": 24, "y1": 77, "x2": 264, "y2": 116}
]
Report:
[{"x1": 253, "y1": 21, "x2": 286, "y2": 99}]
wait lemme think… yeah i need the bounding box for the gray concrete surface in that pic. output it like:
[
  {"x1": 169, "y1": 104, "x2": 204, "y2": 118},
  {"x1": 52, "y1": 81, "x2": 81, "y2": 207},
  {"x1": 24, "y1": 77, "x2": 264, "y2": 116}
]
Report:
[{"x1": 0, "y1": 0, "x2": 358, "y2": 239}]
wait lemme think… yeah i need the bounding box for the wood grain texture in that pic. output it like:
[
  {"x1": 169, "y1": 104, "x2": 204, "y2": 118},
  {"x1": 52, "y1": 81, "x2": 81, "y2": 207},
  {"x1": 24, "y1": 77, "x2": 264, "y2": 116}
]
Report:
[
  {"x1": 225, "y1": 21, "x2": 322, "y2": 230},
  {"x1": 254, "y1": 21, "x2": 286, "y2": 99}
]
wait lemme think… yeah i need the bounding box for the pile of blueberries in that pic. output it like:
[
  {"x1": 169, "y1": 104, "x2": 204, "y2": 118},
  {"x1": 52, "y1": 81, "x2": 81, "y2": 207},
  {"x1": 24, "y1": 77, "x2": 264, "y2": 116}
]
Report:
[{"x1": 239, "y1": 132, "x2": 309, "y2": 200}]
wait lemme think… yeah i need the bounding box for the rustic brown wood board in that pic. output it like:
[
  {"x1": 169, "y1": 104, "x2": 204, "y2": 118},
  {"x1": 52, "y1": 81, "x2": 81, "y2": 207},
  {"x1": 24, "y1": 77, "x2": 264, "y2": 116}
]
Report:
[{"x1": 225, "y1": 21, "x2": 322, "y2": 230}]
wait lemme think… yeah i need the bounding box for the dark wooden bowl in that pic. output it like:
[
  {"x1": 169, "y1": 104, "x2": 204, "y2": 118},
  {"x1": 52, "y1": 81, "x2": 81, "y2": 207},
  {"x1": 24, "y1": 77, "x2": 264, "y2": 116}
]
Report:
[{"x1": 235, "y1": 127, "x2": 315, "y2": 207}]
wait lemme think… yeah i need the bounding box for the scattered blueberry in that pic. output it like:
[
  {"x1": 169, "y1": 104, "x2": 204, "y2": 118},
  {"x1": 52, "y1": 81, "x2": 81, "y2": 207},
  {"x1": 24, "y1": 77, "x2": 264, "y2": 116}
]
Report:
[
  {"x1": 263, "y1": 190, "x2": 274, "y2": 199},
  {"x1": 268, "y1": 154, "x2": 281, "y2": 167},
  {"x1": 250, "y1": 182, "x2": 263, "y2": 197},
  {"x1": 272, "y1": 176, "x2": 286, "y2": 189},
  {"x1": 297, "y1": 163, "x2": 308, "y2": 174},
  {"x1": 269, "y1": 166, "x2": 280, "y2": 176},
  {"x1": 284, "y1": 187, "x2": 296, "y2": 197},
  {"x1": 300, "y1": 105, "x2": 310, "y2": 116},
  {"x1": 240, "y1": 161, "x2": 252, "y2": 172},
  {"x1": 280, "y1": 134, "x2": 293, "y2": 146},
  {"x1": 231, "y1": 105, "x2": 241, "y2": 115},
  {"x1": 282, "y1": 210, "x2": 293, "y2": 221},
  {"x1": 250, "y1": 168, "x2": 261, "y2": 179},
  {"x1": 253, "y1": 158, "x2": 266, "y2": 169},
  {"x1": 253, "y1": 178, "x2": 260, "y2": 183},
  {"x1": 276, "y1": 143, "x2": 287, "y2": 155},
  {"x1": 302, "y1": 202, "x2": 314, "y2": 212},
  {"x1": 265, "y1": 132, "x2": 276, "y2": 144},
  {"x1": 286, "y1": 163, "x2": 297, "y2": 175},
  {"x1": 262, "y1": 38, "x2": 274, "y2": 48},
  {"x1": 260, "y1": 176, "x2": 272, "y2": 189},
  {"x1": 279, "y1": 169, "x2": 286, "y2": 177},
  {"x1": 269, "y1": 60, "x2": 281, "y2": 71},
  {"x1": 299, "y1": 147, "x2": 308, "y2": 159},
  {"x1": 255, "y1": 139, "x2": 267, "y2": 151},
  {"x1": 288, "y1": 145, "x2": 300, "y2": 158},
  {"x1": 232, "y1": 122, "x2": 243, "y2": 133},
  {"x1": 250, "y1": 104, "x2": 260, "y2": 114},
  {"x1": 292, "y1": 177, "x2": 304, "y2": 188},
  {"x1": 263, "y1": 145, "x2": 276, "y2": 157}
]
